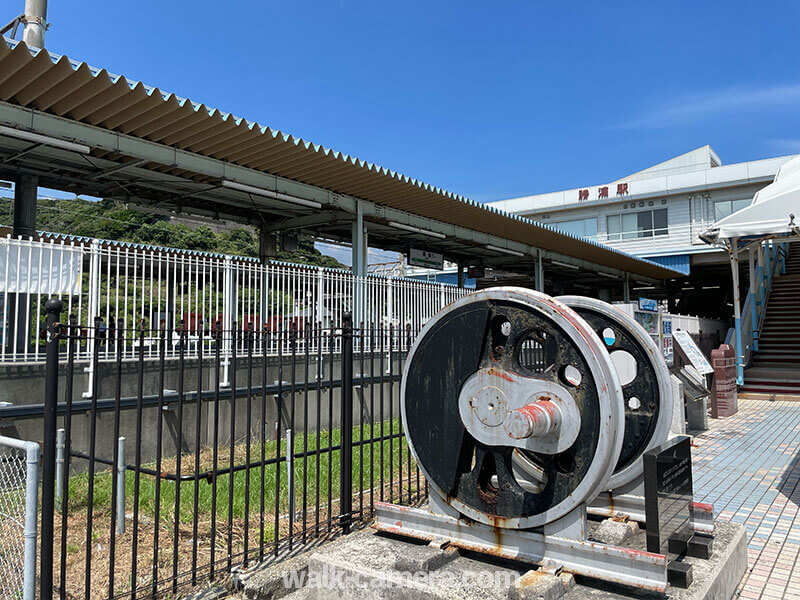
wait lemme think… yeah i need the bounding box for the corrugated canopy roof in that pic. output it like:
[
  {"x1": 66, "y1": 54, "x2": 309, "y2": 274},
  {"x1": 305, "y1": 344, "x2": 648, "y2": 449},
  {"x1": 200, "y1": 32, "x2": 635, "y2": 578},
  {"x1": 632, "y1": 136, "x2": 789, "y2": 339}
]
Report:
[{"x1": 0, "y1": 38, "x2": 679, "y2": 279}]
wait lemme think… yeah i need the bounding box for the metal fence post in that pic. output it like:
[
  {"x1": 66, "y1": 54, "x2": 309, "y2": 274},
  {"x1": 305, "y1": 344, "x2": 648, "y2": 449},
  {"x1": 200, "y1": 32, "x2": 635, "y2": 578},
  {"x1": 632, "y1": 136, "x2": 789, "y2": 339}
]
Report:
[
  {"x1": 23, "y1": 440, "x2": 39, "y2": 600},
  {"x1": 41, "y1": 297, "x2": 62, "y2": 600},
  {"x1": 286, "y1": 428, "x2": 294, "y2": 523},
  {"x1": 55, "y1": 428, "x2": 65, "y2": 506},
  {"x1": 83, "y1": 239, "x2": 101, "y2": 398},
  {"x1": 116, "y1": 436, "x2": 126, "y2": 535},
  {"x1": 340, "y1": 312, "x2": 353, "y2": 534},
  {"x1": 0, "y1": 435, "x2": 40, "y2": 600}
]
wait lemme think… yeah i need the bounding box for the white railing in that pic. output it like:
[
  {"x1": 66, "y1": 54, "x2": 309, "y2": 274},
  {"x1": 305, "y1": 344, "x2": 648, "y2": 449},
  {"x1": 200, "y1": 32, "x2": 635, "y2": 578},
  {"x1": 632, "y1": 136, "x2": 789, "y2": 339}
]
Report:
[
  {"x1": 577, "y1": 223, "x2": 700, "y2": 254},
  {"x1": 668, "y1": 313, "x2": 727, "y2": 340},
  {"x1": 0, "y1": 234, "x2": 470, "y2": 364}
]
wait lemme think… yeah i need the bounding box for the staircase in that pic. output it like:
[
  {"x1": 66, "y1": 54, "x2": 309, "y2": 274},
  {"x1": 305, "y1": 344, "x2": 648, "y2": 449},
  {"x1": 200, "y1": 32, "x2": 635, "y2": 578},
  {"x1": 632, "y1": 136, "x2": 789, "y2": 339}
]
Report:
[{"x1": 741, "y1": 242, "x2": 800, "y2": 399}]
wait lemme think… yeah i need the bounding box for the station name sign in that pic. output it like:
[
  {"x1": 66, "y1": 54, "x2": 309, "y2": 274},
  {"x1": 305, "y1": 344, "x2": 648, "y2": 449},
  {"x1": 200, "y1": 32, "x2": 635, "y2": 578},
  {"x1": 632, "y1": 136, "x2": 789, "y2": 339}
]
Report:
[
  {"x1": 408, "y1": 248, "x2": 444, "y2": 270},
  {"x1": 577, "y1": 182, "x2": 629, "y2": 202}
]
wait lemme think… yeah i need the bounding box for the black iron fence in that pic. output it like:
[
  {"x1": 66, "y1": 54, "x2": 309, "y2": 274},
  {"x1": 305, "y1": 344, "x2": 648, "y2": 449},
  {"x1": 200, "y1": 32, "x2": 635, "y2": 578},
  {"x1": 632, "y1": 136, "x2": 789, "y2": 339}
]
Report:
[{"x1": 38, "y1": 299, "x2": 426, "y2": 600}]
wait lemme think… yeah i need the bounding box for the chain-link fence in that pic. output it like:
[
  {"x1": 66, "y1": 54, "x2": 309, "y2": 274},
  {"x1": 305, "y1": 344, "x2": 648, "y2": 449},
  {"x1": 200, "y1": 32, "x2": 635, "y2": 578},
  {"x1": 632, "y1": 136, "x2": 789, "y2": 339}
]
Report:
[{"x1": 0, "y1": 436, "x2": 39, "y2": 600}]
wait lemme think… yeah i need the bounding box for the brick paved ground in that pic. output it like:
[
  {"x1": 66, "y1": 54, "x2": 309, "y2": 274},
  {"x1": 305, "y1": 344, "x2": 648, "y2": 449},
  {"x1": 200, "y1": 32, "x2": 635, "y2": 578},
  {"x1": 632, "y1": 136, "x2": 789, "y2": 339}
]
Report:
[{"x1": 692, "y1": 399, "x2": 800, "y2": 600}]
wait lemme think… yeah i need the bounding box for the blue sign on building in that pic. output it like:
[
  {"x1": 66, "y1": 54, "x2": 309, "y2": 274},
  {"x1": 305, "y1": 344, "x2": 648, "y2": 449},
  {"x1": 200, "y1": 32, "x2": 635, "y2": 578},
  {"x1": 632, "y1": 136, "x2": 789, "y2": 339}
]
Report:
[{"x1": 638, "y1": 297, "x2": 658, "y2": 312}]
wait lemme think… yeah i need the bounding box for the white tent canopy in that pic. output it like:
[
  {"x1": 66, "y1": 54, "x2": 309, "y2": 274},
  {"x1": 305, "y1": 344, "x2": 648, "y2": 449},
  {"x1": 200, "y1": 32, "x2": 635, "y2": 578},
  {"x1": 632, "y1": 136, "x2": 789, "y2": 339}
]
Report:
[{"x1": 702, "y1": 155, "x2": 800, "y2": 243}]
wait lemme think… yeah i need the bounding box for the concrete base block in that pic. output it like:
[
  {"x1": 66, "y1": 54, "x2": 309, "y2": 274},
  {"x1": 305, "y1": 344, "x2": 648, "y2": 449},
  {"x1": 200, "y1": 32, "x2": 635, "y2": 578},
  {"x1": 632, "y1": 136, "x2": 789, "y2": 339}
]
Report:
[
  {"x1": 241, "y1": 551, "x2": 310, "y2": 600},
  {"x1": 243, "y1": 522, "x2": 746, "y2": 600},
  {"x1": 564, "y1": 521, "x2": 747, "y2": 600},
  {"x1": 670, "y1": 375, "x2": 687, "y2": 435},
  {"x1": 394, "y1": 544, "x2": 459, "y2": 572},
  {"x1": 509, "y1": 570, "x2": 568, "y2": 600},
  {"x1": 686, "y1": 397, "x2": 709, "y2": 431},
  {"x1": 559, "y1": 573, "x2": 576, "y2": 591},
  {"x1": 592, "y1": 518, "x2": 637, "y2": 547}
]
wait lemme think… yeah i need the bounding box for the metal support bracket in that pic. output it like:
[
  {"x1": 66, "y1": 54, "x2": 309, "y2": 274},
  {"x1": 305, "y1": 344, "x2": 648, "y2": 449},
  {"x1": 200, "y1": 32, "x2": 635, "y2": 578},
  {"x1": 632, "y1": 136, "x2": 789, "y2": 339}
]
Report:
[{"x1": 160, "y1": 390, "x2": 179, "y2": 411}]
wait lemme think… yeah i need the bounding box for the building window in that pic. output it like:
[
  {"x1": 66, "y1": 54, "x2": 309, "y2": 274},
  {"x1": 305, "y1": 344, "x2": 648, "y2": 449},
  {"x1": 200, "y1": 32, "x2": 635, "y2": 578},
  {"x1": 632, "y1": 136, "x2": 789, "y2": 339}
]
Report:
[
  {"x1": 606, "y1": 208, "x2": 667, "y2": 241},
  {"x1": 553, "y1": 217, "x2": 598, "y2": 239},
  {"x1": 714, "y1": 198, "x2": 750, "y2": 221}
]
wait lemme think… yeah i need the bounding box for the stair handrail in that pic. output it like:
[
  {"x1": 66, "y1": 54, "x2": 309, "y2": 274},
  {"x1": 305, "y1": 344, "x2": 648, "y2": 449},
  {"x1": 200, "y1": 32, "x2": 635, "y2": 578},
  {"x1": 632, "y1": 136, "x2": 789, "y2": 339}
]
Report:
[{"x1": 736, "y1": 240, "x2": 788, "y2": 381}]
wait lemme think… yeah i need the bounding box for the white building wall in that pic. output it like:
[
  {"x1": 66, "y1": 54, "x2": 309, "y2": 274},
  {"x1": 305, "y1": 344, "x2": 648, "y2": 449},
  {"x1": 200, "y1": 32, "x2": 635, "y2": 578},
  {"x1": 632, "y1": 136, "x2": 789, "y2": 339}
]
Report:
[
  {"x1": 516, "y1": 181, "x2": 777, "y2": 258},
  {"x1": 492, "y1": 154, "x2": 794, "y2": 219}
]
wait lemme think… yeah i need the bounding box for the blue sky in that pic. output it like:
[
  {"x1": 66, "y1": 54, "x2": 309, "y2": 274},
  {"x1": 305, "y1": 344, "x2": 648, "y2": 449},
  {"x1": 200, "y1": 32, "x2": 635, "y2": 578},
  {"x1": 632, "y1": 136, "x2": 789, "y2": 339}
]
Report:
[{"x1": 32, "y1": 1, "x2": 799, "y2": 206}]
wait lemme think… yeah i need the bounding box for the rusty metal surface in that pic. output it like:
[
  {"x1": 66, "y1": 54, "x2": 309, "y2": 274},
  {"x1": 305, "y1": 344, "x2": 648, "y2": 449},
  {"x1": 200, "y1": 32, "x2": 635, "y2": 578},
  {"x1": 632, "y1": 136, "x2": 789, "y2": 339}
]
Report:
[
  {"x1": 401, "y1": 288, "x2": 624, "y2": 529},
  {"x1": 588, "y1": 486, "x2": 715, "y2": 535},
  {"x1": 457, "y1": 368, "x2": 580, "y2": 452},
  {"x1": 558, "y1": 296, "x2": 674, "y2": 490},
  {"x1": 374, "y1": 502, "x2": 668, "y2": 592},
  {"x1": 572, "y1": 308, "x2": 660, "y2": 472},
  {"x1": 505, "y1": 399, "x2": 561, "y2": 439}
]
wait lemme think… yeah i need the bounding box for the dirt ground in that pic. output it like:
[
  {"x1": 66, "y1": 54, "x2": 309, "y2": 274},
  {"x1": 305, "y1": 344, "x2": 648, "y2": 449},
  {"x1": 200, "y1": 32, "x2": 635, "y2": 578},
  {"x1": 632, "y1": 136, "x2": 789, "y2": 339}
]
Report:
[{"x1": 51, "y1": 479, "x2": 424, "y2": 599}]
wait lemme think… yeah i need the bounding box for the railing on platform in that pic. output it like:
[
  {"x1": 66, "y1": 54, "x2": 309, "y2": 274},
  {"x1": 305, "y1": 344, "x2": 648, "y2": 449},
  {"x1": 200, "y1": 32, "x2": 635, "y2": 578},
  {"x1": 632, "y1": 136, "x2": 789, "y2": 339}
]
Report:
[
  {"x1": 0, "y1": 233, "x2": 468, "y2": 366},
  {"x1": 577, "y1": 222, "x2": 704, "y2": 255}
]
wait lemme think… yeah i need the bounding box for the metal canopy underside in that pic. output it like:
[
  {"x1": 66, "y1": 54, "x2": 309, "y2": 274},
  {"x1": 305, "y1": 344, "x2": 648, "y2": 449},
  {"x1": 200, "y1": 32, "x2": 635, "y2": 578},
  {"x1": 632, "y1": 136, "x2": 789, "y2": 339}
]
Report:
[{"x1": 0, "y1": 38, "x2": 679, "y2": 281}]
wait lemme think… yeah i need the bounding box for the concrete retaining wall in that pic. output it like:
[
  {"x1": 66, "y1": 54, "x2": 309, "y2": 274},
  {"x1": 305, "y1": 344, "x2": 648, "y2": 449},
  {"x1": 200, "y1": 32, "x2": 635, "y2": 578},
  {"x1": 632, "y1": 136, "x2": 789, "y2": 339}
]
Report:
[{"x1": 0, "y1": 352, "x2": 404, "y2": 472}]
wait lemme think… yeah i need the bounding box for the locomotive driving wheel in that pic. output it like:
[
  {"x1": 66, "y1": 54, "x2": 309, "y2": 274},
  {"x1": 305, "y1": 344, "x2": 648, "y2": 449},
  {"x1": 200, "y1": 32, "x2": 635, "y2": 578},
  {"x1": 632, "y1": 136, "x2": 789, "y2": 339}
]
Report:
[
  {"x1": 401, "y1": 287, "x2": 625, "y2": 529},
  {"x1": 557, "y1": 296, "x2": 673, "y2": 490}
]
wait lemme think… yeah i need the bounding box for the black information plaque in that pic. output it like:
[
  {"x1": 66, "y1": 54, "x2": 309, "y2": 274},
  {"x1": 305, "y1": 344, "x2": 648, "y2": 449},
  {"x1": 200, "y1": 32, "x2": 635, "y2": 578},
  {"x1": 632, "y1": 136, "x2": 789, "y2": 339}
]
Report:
[{"x1": 643, "y1": 435, "x2": 694, "y2": 556}]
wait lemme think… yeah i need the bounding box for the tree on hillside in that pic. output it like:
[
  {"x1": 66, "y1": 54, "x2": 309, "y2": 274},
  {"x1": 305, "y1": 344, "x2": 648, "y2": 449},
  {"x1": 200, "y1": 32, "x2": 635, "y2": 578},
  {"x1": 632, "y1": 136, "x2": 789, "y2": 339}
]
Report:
[{"x1": 0, "y1": 196, "x2": 345, "y2": 268}]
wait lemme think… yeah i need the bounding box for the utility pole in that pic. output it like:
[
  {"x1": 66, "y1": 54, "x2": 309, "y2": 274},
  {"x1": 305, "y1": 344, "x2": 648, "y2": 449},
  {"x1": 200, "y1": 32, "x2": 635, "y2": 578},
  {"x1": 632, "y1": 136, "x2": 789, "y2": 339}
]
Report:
[
  {"x1": 22, "y1": 0, "x2": 48, "y2": 49},
  {"x1": 12, "y1": 0, "x2": 47, "y2": 237}
]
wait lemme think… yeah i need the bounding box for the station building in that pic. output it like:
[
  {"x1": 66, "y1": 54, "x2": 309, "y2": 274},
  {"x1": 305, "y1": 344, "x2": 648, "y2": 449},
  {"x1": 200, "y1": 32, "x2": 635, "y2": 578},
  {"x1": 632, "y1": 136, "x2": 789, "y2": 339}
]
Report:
[{"x1": 487, "y1": 146, "x2": 797, "y2": 318}]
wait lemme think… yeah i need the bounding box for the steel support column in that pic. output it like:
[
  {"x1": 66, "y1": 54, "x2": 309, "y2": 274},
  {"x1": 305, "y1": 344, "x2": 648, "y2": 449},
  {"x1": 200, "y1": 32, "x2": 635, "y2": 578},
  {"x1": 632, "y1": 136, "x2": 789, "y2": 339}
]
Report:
[
  {"x1": 758, "y1": 243, "x2": 767, "y2": 304},
  {"x1": 780, "y1": 242, "x2": 787, "y2": 275},
  {"x1": 456, "y1": 262, "x2": 465, "y2": 288},
  {"x1": 748, "y1": 245, "x2": 758, "y2": 352},
  {"x1": 351, "y1": 200, "x2": 366, "y2": 326},
  {"x1": 764, "y1": 242, "x2": 772, "y2": 286},
  {"x1": 623, "y1": 273, "x2": 631, "y2": 303},
  {"x1": 9, "y1": 173, "x2": 39, "y2": 355},
  {"x1": 730, "y1": 239, "x2": 744, "y2": 385},
  {"x1": 535, "y1": 253, "x2": 544, "y2": 292},
  {"x1": 12, "y1": 172, "x2": 37, "y2": 239}
]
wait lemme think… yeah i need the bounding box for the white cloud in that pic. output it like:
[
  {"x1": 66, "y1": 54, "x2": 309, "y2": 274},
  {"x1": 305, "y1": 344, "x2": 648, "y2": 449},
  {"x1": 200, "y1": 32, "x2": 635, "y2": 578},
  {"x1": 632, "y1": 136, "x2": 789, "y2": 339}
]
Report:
[
  {"x1": 766, "y1": 139, "x2": 800, "y2": 155},
  {"x1": 612, "y1": 84, "x2": 800, "y2": 130}
]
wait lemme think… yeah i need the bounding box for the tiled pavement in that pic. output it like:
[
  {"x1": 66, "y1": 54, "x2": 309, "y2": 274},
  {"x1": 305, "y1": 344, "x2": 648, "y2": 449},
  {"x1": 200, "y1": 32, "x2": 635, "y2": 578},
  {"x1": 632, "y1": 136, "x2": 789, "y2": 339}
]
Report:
[{"x1": 692, "y1": 399, "x2": 800, "y2": 599}]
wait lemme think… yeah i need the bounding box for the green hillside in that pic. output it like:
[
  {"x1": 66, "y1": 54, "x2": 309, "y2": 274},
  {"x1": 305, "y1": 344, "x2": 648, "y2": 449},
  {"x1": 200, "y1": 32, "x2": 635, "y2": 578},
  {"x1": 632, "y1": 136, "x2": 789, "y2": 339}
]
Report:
[{"x1": 0, "y1": 196, "x2": 344, "y2": 268}]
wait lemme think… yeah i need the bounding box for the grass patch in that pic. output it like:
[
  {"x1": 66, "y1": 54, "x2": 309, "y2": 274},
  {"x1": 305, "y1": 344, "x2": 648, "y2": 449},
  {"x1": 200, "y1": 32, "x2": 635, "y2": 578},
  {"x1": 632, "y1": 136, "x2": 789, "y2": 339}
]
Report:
[
  {"x1": 65, "y1": 418, "x2": 416, "y2": 523},
  {"x1": 55, "y1": 418, "x2": 424, "y2": 599}
]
